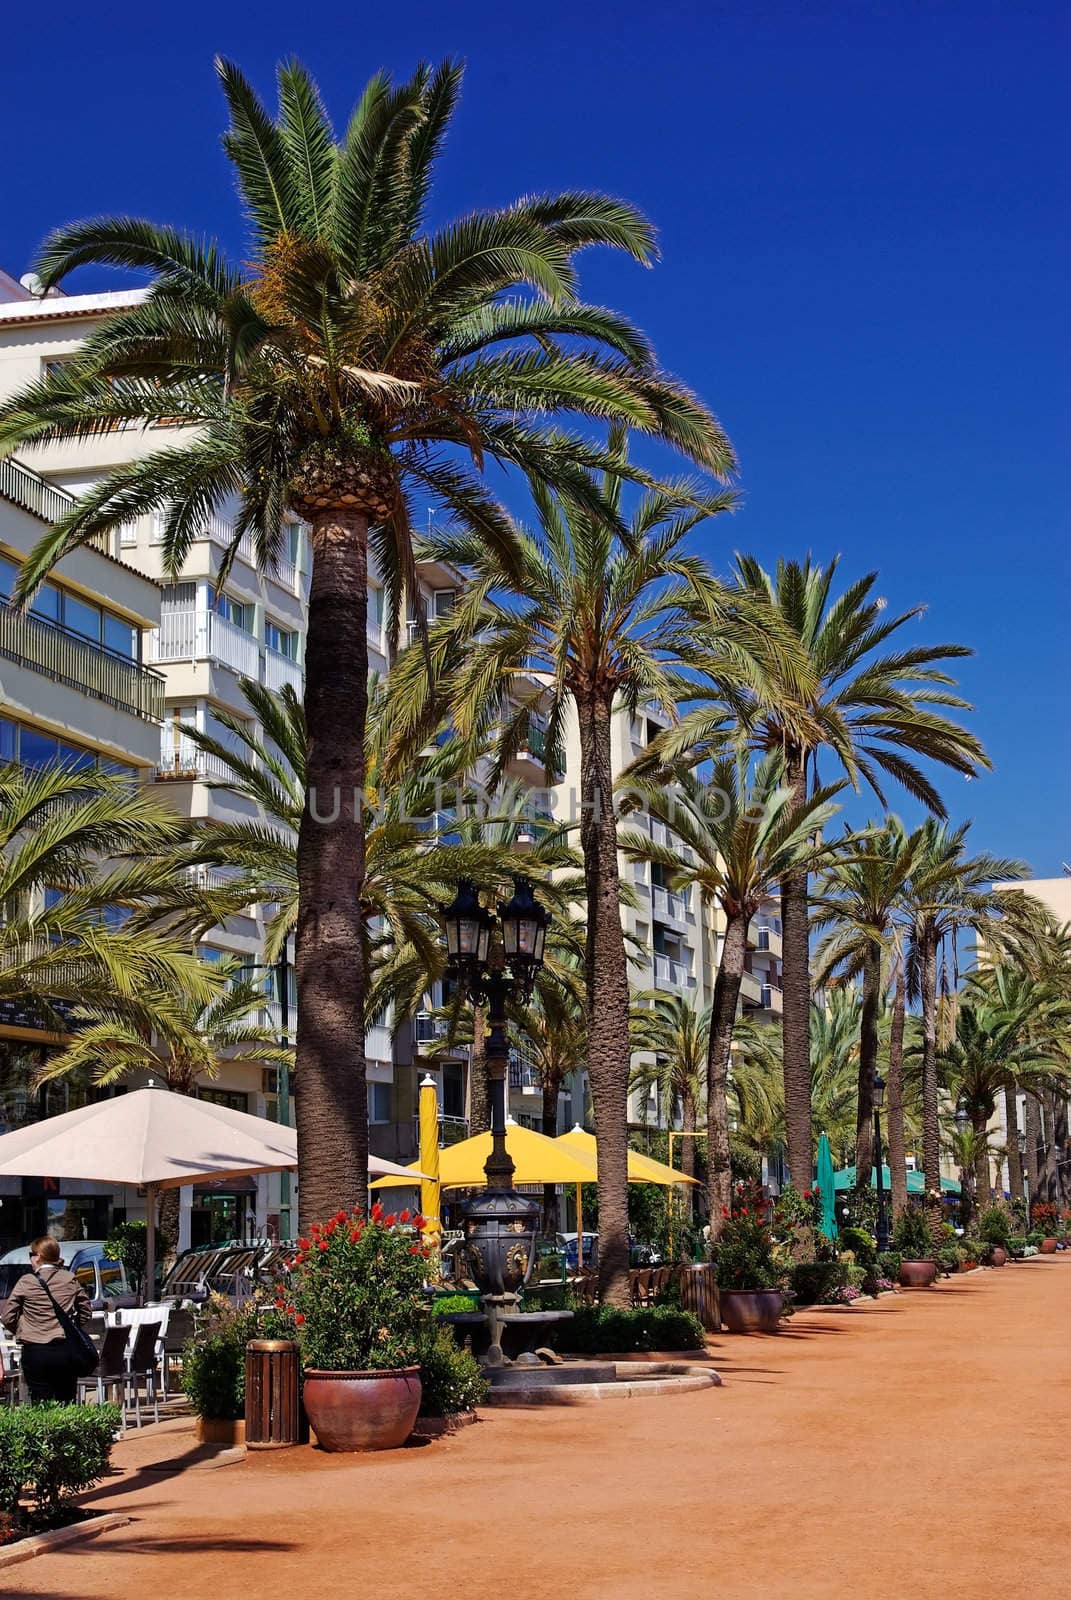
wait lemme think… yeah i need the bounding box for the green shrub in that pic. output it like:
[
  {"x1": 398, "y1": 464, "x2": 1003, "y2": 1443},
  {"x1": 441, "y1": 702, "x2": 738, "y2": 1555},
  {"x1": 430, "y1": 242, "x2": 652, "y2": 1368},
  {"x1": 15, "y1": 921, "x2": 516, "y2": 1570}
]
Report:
[
  {"x1": 891, "y1": 1206, "x2": 933, "y2": 1259},
  {"x1": 961, "y1": 1238, "x2": 983, "y2": 1263},
  {"x1": 977, "y1": 1205, "x2": 1013, "y2": 1247},
  {"x1": 1026, "y1": 1231, "x2": 1045, "y2": 1247},
  {"x1": 844, "y1": 1263, "x2": 868, "y2": 1291},
  {"x1": 1007, "y1": 1235, "x2": 1028, "y2": 1258},
  {"x1": 182, "y1": 1292, "x2": 294, "y2": 1420},
  {"x1": 788, "y1": 1260, "x2": 846, "y2": 1305},
  {"x1": 715, "y1": 1191, "x2": 778, "y2": 1290},
  {"x1": 431, "y1": 1293, "x2": 481, "y2": 1316},
  {"x1": 936, "y1": 1245, "x2": 962, "y2": 1275},
  {"x1": 554, "y1": 1305, "x2": 704, "y2": 1354},
  {"x1": 0, "y1": 1406, "x2": 121, "y2": 1528},
  {"x1": 838, "y1": 1226, "x2": 877, "y2": 1269},
  {"x1": 416, "y1": 1327, "x2": 488, "y2": 1416},
  {"x1": 877, "y1": 1250, "x2": 902, "y2": 1282}
]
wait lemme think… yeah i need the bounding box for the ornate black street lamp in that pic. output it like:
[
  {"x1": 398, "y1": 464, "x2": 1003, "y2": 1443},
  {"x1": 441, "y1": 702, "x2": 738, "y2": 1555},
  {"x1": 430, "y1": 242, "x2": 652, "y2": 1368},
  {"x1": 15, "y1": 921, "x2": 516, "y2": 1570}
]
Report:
[
  {"x1": 441, "y1": 875, "x2": 550, "y2": 1362},
  {"x1": 872, "y1": 1070, "x2": 889, "y2": 1253},
  {"x1": 1018, "y1": 1128, "x2": 1029, "y2": 1211}
]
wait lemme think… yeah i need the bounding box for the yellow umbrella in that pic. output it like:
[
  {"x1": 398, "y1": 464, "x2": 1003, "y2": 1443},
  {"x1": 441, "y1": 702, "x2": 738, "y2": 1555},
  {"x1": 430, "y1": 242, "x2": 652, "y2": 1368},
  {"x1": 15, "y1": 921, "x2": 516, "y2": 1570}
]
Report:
[
  {"x1": 555, "y1": 1126, "x2": 698, "y2": 1262},
  {"x1": 371, "y1": 1117, "x2": 599, "y2": 1190},
  {"x1": 418, "y1": 1075, "x2": 442, "y2": 1249}
]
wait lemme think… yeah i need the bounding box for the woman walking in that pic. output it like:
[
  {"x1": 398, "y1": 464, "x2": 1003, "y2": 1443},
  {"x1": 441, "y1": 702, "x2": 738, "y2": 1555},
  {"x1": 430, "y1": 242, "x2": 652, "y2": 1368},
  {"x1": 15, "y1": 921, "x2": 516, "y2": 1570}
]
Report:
[{"x1": 1, "y1": 1236, "x2": 92, "y2": 1403}]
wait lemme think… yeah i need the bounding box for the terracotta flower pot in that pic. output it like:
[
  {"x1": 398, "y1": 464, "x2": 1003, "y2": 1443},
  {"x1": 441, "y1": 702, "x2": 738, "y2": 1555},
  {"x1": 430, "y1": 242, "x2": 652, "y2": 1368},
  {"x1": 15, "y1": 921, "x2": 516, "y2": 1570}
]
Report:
[
  {"x1": 959, "y1": 1260, "x2": 977, "y2": 1273},
  {"x1": 719, "y1": 1289, "x2": 784, "y2": 1333},
  {"x1": 898, "y1": 1259, "x2": 938, "y2": 1288},
  {"x1": 988, "y1": 1246, "x2": 1007, "y2": 1267},
  {"x1": 1041, "y1": 1238, "x2": 1058, "y2": 1254},
  {"x1": 195, "y1": 1417, "x2": 246, "y2": 1448},
  {"x1": 303, "y1": 1366, "x2": 421, "y2": 1453}
]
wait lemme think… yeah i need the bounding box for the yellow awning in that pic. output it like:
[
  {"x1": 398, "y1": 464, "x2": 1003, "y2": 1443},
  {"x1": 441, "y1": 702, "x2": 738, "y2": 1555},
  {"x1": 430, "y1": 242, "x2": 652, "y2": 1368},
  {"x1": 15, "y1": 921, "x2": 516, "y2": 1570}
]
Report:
[
  {"x1": 556, "y1": 1126, "x2": 699, "y2": 1187},
  {"x1": 371, "y1": 1117, "x2": 600, "y2": 1190}
]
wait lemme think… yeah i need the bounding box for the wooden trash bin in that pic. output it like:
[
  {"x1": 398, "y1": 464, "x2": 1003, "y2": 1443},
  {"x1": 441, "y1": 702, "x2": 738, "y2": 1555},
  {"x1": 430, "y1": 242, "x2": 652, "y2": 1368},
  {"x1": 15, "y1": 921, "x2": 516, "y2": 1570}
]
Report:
[
  {"x1": 679, "y1": 1263, "x2": 720, "y2": 1333},
  {"x1": 245, "y1": 1339, "x2": 301, "y2": 1449}
]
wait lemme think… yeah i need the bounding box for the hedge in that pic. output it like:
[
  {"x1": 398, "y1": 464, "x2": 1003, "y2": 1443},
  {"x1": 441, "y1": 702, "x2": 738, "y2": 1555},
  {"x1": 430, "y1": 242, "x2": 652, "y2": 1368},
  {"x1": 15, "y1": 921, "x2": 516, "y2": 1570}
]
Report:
[
  {"x1": 0, "y1": 1405, "x2": 121, "y2": 1529},
  {"x1": 551, "y1": 1305, "x2": 704, "y2": 1354}
]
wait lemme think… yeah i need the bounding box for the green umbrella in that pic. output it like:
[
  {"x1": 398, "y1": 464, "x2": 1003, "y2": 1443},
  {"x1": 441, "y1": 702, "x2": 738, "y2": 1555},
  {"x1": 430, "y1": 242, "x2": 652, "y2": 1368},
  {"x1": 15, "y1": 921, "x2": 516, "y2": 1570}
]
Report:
[
  {"x1": 816, "y1": 1134, "x2": 837, "y2": 1238},
  {"x1": 832, "y1": 1164, "x2": 960, "y2": 1196}
]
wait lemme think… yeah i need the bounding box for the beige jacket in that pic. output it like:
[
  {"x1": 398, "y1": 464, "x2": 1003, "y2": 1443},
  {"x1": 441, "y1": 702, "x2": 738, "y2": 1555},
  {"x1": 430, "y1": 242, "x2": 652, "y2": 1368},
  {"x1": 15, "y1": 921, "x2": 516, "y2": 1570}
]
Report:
[{"x1": 1, "y1": 1264, "x2": 92, "y2": 1345}]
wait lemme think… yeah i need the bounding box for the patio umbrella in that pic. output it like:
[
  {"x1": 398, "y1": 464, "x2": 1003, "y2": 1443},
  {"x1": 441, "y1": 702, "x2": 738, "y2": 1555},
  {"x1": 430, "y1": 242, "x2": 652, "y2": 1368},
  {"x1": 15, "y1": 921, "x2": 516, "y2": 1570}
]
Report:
[
  {"x1": 0, "y1": 1085, "x2": 430, "y2": 1301},
  {"x1": 816, "y1": 1134, "x2": 837, "y2": 1239},
  {"x1": 417, "y1": 1075, "x2": 441, "y2": 1248},
  {"x1": 832, "y1": 1164, "x2": 960, "y2": 1196},
  {"x1": 556, "y1": 1127, "x2": 698, "y2": 1253},
  {"x1": 370, "y1": 1117, "x2": 600, "y2": 1190}
]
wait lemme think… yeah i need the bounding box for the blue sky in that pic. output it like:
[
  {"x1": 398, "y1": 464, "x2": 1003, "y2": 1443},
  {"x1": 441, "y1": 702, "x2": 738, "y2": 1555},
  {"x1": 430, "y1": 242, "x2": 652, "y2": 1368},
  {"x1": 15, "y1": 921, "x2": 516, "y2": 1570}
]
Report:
[{"x1": 6, "y1": 1, "x2": 1068, "y2": 873}]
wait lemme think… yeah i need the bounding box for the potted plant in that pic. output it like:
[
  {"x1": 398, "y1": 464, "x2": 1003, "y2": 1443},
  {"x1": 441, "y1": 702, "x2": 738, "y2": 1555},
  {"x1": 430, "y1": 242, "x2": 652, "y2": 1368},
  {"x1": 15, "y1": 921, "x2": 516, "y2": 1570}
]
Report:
[
  {"x1": 1029, "y1": 1200, "x2": 1059, "y2": 1253},
  {"x1": 714, "y1": 1186, "x2": 784, "y2": 1332},
  {"x1": 289, "y1": 1204, "x2": 428, "y2": 1452},
  {"x1": 182, "y1": 1292, "x2": 291, "y2": 1445},
  {"x1": 891, "y1": 1207, "x2": 937, "y2": 1287},
  {"x1": 977, "y1": 1203, "x2": 1013, "y2": 1267}
]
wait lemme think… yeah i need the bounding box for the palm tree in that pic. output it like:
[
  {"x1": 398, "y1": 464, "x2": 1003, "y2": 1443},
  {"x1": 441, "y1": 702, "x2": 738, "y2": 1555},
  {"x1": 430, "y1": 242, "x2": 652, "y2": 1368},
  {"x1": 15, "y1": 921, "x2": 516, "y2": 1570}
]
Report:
[
  {"x1": 648, "y1": 557, "x2": 990, "y2": 1191},
  {"x1": 629, "y1": 993, "x2": 707, "y2": 1183},
  {"x1": 811, "y1": 818, "x2": 924, "y2": 1193},
  {"x1": 624, "y1": 750, "x2": 840, "y2": 1235},
  {"x1": 901, "y1": 822, "x2": 1027, "y2": 1225},
  {"x1": 390, "y1": 470, "x2": 783, "y2": 1305},
  {"x1": 0, "y1": 761, "x2": 213, "y2": 1019},
  {"x1": 732, "y1": 990, "x2": 863, "y2": 1168},
  {"x1": 0, "y1": 58, "x2": 732, "y2": 1227}
]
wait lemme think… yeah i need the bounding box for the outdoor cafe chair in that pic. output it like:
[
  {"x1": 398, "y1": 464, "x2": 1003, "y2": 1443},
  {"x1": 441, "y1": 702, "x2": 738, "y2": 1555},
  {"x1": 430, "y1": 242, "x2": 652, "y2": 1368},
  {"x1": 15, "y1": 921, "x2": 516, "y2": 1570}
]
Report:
[
  {"x1": 125, "y1": 1320, "x2": 162, "y2": 1427},
  {"x1": 78, "y1": 1323, "x2": 133, "y2": 1432}
]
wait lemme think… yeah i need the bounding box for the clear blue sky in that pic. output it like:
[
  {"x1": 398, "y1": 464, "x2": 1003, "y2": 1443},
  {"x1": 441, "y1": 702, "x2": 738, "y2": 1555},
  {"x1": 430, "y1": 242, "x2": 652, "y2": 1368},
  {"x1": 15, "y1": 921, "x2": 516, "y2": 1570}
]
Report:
[{"x1": 6, "y1": 1, "x2": 1068, "y2": 873}]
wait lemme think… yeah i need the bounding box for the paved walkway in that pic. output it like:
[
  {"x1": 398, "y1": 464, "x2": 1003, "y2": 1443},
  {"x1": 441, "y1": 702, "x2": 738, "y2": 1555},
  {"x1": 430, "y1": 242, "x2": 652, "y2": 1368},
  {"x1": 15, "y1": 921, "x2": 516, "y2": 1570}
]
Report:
[{"x1": 10, "y1": 1258, "x2": 1070, "y2": 1600}]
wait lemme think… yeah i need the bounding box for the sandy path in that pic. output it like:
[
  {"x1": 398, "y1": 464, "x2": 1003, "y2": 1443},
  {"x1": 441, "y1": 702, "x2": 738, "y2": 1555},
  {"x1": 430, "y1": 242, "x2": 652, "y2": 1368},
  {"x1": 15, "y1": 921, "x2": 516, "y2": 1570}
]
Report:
[{"x1": 9, "y1": 1258, "x2": 1067, "y2": 1600}]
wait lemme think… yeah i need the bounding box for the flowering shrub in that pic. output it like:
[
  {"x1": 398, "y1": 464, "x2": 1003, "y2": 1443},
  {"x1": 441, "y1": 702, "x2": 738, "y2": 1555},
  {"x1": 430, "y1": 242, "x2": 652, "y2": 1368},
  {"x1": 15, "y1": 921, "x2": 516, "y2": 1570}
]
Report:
[
  {"x1": 977, "y1": 1204, "x2": 1014, "y2": 1248},
  {"x1": 182, "y1": 1291, "x2": 293, "y2": 1420},
  {"x1": 1030, "y1": 1199, "x2": 1060, "y2": 1234},
  {"x1": 775, "y1": 1185, "x2": 823, "y2": 1233},
  {"x1": 715, "y1": 1185, "x2": 779, "y2": 1291},
  {"x1": 289, "y1": 1204, "x2": 429, "y2": 1372},
  {"x1": 824, "y1": 1283, "x2": 862, "y2": 1305}
]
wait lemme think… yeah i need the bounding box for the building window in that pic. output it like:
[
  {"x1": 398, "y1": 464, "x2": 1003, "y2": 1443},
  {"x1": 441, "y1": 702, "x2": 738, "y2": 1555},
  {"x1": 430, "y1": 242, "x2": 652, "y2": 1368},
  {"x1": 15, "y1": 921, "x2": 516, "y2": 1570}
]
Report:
[
  {"x1": 197, "y1": 1087, "x2": 249, "y2": 1113},
  {"x1": 265, "y1": 621, "x2": 297, "y2": 658},
  {"x1": 369, "y1": 1082, "x2": 392, "y2": 1125},
  {"x1": 213, "y1": 593, "x2": 254, "y2": 632},
  {"x1": 442, "y1": 1061, "x2": 465, "y2": 1120}
]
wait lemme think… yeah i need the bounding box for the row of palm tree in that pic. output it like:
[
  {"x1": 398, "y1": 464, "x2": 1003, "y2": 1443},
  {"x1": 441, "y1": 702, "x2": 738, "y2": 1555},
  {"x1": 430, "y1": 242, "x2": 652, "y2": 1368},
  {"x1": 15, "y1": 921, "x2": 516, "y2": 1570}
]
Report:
[{"x1": 0, "y1": 54, "x2": 1064, "y2": 1303}]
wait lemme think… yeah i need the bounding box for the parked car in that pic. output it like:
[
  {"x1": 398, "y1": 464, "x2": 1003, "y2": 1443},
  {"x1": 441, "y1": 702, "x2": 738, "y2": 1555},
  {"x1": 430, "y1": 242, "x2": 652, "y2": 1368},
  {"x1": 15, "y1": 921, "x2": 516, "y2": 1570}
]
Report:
[
  {"x1": 0, "y1": 1241, "x2": 131, "y2": 1308},
  {"x1": 556, "y1": 1231, "x2": 599, "y2": 1271}
]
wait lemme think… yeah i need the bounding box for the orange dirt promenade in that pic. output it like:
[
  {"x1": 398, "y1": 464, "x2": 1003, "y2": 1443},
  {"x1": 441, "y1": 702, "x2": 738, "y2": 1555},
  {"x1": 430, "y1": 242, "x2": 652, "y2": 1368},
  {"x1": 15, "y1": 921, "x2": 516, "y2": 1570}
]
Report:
[{"x1": 9, "y1": 1258, "x2": 1067, "y2": 1600}]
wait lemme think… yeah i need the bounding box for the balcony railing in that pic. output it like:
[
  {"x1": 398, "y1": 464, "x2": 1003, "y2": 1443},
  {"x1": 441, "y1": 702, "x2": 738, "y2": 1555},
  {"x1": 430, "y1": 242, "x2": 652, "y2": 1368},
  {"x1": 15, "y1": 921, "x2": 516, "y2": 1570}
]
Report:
[
  {"x1": 0, "y1": 456, "x2": 126, "y2": 558},
  {"x1": 653, "y1": 953, "x2": 696, "y2": 990},
  {"x1": 264, "y1": 649, "x2": 303, "y2": 694},
  {"x1": 760, "y1": 982, "x2": 784, "y2": 1015},
  {"x1": 156, "y1": 742, "x2": 237, "y2": 782},
  {"x1": 414, "y1": 1012, "x2": 450, "y2": 1044},
  {"x1": 0, "y1": 601, "x2": 164, "y2": 721},
  {"x1": 509, "y1": 1058, "x2": 542, "y2": 1091},
  {"x1": 149, "y1": 610, "x2": 259, "y2": 678},
  {"x1": 411, "y1": 1112, "x2": 469, "y2": 1148},
  {"x1": 652, "y1": 884, "x2": 689, "y2": 922}
]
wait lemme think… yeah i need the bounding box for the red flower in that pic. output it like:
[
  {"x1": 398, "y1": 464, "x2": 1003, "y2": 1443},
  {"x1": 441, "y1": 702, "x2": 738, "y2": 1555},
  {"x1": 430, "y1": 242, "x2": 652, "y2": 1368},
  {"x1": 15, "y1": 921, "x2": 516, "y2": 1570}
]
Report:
[
  {"x1": 399, "y1": 1209, "x2": 410, "y2": 1224},
  {"x1": 411, "y1": 1213, "x2": 425, "y2": 1231},
  {"x1": 349, "y1": 1226, "x2": 363, "y2": 1243},
  {"x1": 371, "y1": 1201, "x2": 384, "y2": 1223},
  {"x1": 318, "y1": 1240, "x2": 330, "y2": 1252},
  {"x1": 721, "y1": 1207, "x2": 729, "y2": 1218},
  {"x1": 310, "y1": 1222, "x2": 321, "y2": 1236},
  {"x1": 334, "y1": 1210, "x2": 347, "y2": 1225},
  {"x1": 275, "y1": 1298, "x2": 285, "y2": 1309},
  {"x1": 384, "y1": 1212, "x2": 397, "y2": 1228},
  {"x1": 297, "y1": 1237, "x2": 310, "y2": 1251},
  {"x1": 294, "y1": 1313, "x2": 305, "y2": 1326},
  {"x1": 409, "y1": 1245, "x2": 423, "y2": 1254}
]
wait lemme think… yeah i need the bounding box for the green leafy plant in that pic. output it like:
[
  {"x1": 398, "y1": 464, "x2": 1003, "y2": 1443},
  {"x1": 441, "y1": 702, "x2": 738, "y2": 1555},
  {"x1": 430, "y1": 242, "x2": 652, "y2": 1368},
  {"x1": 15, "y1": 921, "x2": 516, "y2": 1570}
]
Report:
[
  {"x1": 838, "y1": 1225, "x2": 877, "y2": 1269},
  {"x1": 1006, "y1": 1235, "x2": 1028, "y2": 1259},
  {"x1": 715, "y1": 1190, "x2": 779, "y2": 1291},
  {"x1": 104, "y1": 1221, "x2": 166, "y2": 1297},
  {"x1": 1029, "y1": 1199, "x2": 1059, "y2": 1235},
  {"x1": 290, "y1": 1205, "x2": 429, "y2": 1372},
  {"x1": 181, "y1": 1292, "x2": 294, "y2": 1421},
  {"x1": 977, "y1": 1204, "x2": 1013, "y2": 1248},
  {"x1": 877, "y1": 1250, "x2": 902, "y2": 1282},
  {"x1": 416, "y1": 1328, "x2": 488, "y2": 1417},
  {"x1": 890, "y1": 1205, "x2": 934, "y2": 1260},
  {"x1": 787, "y1": 1260, "x2": 847, "y2": 1306},
  {"x1": 936, "y1": 1245, "x2": 963, "y2": 1275},
  {"x1": 553, "y1": 1305, "x2": 704, "y2": 1354},
  {"x1": 0, "y1": 1406, "x2": 121, "y2": 1532},
  {"x1": 431, "y1": 1293, "x2": 481, "y2": 1316}
]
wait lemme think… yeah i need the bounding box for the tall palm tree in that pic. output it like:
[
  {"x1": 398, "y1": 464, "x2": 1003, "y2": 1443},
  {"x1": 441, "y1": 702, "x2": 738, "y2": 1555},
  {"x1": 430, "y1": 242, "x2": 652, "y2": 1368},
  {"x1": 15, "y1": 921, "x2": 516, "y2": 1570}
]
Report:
[
  {"x1": 0, "y1": 761, "x2": 213, "y2": 1018},
  {"x1": 811, "y1": 818, "x2": 924, "y2": 1192},
  {"x1": 389, "y1": 470, "x2": 778, "y2": 1304},
  {"x1": 732, "y1": 990, "x2": 863, "y2": 1168},
  {"x1": 625, "y1": 751, "x2": 840, "y2": 1234},
  {"x1": 649, "y1": 557, "x2": 990, "y2": 1191},
  {"x1": 0, "y1": 58, "x2": 732, "y2": 1227},
  {"x1": 901, "y1": 822, "x2": 1026, "y2": 1224}
]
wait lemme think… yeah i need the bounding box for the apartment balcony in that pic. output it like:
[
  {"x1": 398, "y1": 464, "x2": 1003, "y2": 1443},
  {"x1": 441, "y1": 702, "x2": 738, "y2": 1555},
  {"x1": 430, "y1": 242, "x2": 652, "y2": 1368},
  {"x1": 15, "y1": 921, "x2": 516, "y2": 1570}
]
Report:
[
  {"x1": 149, "y1": 610, "x2": 259, "y2": 679},
  {"x1": 150, "y1": 514, "x2": 305, "y2": 595},
  {"x1": 0, "y1": 600, "x2": 164, "y2": 722},
  {"x1": 755, "y1": 924, "x2": 783, "y2": 959},
  {"x1": 652, "y1": 883, "x2": 690, "y2": 925},
  {"x1": 509, "y1": 1057, "x2": 542, "y2": 1093},
  {"x1": 761, "y1": 982, "x2": 784, "y2": 1016},
  {"x1": 509, "y1": 714, "x2": 562, "y2": 783},
  {"x1": 739, "y1": 970, "x2": 763, "y2": 1007},
  {"x1": 653, "y1": 952, "x2": 697, "y2": 991},
  {"x1": 412, "y1": 1112, "x2": 469, "y2": 1149},
  {"x1": 414, "y1": 1012, "x2": 450, "y2": 1045},
  {"x1": 263, "y1": 648, "x2": 303, "y2": 695},
  {"x1": 156, "y1": 741, "x2": 239, "y2": 783}
]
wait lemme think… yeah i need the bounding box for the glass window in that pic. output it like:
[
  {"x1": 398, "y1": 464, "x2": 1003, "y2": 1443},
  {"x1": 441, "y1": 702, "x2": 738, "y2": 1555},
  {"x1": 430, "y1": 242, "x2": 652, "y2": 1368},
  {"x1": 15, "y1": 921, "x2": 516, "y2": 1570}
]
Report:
[
  {"x1": 59, "y1": 742, "x2": 95, "y2": 771},
  {"x1": 287, "y1": 523, "x2": 301, "y2": 564},
  {"x1": 101, "y1": 905, "x2": 131, "y2": 929},
  {"x1": 368, "y1": 586, "x2": 384, "y2": 628},
  {"x1": 44, "y1": 887, "x2": 64, "y2": 910},
  {"x1": 103, "y1": 613, "x2": 137, "y2": 659},
  {"x1": 30, "y1": 583, "x2": 60, "y2": 625},
  {"x1": 0, "y1": 719, "x2": 16, "y2": 763},
  {"x1": 215, "y1": 593, "x2": 253, "y2": 632},
  {"x1": 265, "y1": 621, "x2": 296, "y2": 658},
  {"x1": 0, "y1": 557, "x2": 17, "y2": 602},
  {"x1": 64, "y1": 594, "x2": 102, "y2": 643},
  {"x1": 20, "y1": 727, "x2": 59, "y2": 769},
  {"x1": 369, "y1": 1081, "x2": 392, "y2": 1125},
  {"x1": 433, "y1": 589, "x2": 456, "y2": 618}
]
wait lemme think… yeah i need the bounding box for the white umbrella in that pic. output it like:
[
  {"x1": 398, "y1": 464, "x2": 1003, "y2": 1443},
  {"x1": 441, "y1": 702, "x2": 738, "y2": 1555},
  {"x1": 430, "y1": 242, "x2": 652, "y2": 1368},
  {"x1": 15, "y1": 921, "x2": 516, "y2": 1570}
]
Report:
[{"x1": 0, "y1": 1086, "x2": 429, "y2": 1300}]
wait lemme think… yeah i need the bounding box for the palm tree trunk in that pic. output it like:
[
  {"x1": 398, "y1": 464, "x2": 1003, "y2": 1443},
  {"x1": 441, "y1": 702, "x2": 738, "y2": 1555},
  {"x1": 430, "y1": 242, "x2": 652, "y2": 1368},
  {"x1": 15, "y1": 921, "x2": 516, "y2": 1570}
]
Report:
[
  {"x1": 1025, "y1": 1092, "x2": 1041, "y2": 1211},
  {"x1": 887, "y1": 952, "x2": 909, "y2": 1220},
  {"x1": 467, "y1": 1009, "x2": 489, "y2": 1136},
  {"x1": 919, "y1": 922, "x2": 943, "y2": 1240},
  {"x1": 1004, "y1": 1084, "x2": 1024, "y2": 1204},
  {"x1": 578, "y1": 691, "x2": 632, "y2": 1308},
  {"x1": 972, "y1": 1112, "x2": 991, "y2": 1208},
  {"x1": 680, "y1": 1088, "x2": 697, "y2": 1221},
  {"x1": 295, "y1": 507, "x2": 370, "y2": 1229},
  {"x1": 854, "y1": 939, "x2": 881, "y2": 1188},
  {"x1": 1052, "y1": 1094, "x2": 1071, "y2": 1208},
  {"x1": 780, "y1": 753, "x2": 813, "y2": 1191},
  {"x1": 706, "y1": 911, "x2": 747, "y2": 1240},
  {"x1": 1040, "y1": 1092, "x2": 1058, "y2": 1202}
]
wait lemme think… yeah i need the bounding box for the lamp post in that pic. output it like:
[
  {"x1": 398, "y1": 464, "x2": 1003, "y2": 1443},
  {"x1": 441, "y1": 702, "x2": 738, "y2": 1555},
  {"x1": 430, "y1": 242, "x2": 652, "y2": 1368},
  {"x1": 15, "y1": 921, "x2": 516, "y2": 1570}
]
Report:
[
  {"x1": 872, "y1": 1071, "x2": 889, "y2": 1253},
  {"x1": 442, "y1": 875, "x2": 550, "y2": 1364},
  {"x1": 955, "y1": 1098, "x2": 970, "y2": 1224},
  {"x1": 1018, "y1": 1128, "x2": 1029, "y2": 1213}
]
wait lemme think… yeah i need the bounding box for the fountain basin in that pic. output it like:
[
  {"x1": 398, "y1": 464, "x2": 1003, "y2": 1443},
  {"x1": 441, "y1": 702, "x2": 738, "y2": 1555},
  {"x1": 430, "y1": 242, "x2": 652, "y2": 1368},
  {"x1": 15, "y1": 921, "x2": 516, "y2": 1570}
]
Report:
[{"x1": 482, "y1": 1360, "x2": 721, "y2": 1406}]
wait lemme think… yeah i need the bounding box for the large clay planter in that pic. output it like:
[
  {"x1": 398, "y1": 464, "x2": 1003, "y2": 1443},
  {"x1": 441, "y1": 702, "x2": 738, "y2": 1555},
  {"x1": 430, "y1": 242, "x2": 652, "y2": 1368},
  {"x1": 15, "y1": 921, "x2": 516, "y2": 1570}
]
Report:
[
  {"x1": 898, "y1": 1259, "x2": 938, "y2": 1288},
  {"x1": 719, "y1": 1289, "x2": 784, "y2": 1333},
  {"x1": 303, "y1": 1366, "x2": 421, "y2": 1453},
  {"x1": 988, "y1": 1246, "x2": 1007, "y2": 1267},
  {"x1": 1041, "y1": 1238, "x2": 1058, "y2": 1254}
]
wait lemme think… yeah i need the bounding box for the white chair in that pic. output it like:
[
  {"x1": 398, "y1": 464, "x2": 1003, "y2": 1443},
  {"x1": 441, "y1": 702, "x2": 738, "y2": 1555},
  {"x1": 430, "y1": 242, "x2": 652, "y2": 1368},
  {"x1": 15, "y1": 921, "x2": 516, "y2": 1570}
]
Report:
[{"x1": 109, "y1": 1304, "x2": 172, "y2": 1401}]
